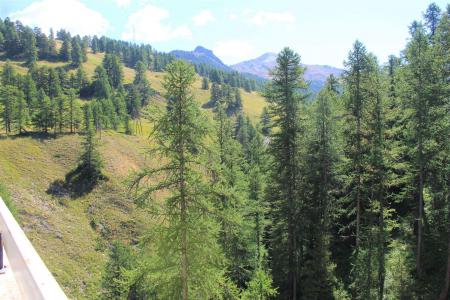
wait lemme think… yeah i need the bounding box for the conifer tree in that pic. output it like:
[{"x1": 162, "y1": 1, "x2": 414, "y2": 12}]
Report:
[
  {"x1": 424, "y1": 2, "x2": 441, "y2": 38},
  {"x1": 133, "y1": 60, "x2": 152, "y2": 105},
  {"x1": 301, "y1": 82, "x2": 338, "y2": 299},
  {"x1": 48, "y1": 28, "x2": 58, "y2": 59},
  {"x1": 71, "y1": 38, "x2": 83, "y2": 67},
  {"x1": 67, "y1": 89, "x2": 81, "y2": 133},
  {"x1": 92, "y1": 65, "x2": 112, "y2": 99},
  {"x1": 265, "y1": 47, "x2": 308, "y2": 299},
  {"x1": 60, "y1": 35, "x2": 72, "y2": 62},
  {"x1": 66, "y1": 105, "x2": 105, "y2": 196},
  {"x1": 15, "y1": 89, "x2": 29, "y2": 134},
  {"x1": 23, "y1": 75, "x2": 37, "y2": 108},
  {"x1": 402, "y1": 22, "x2": 434, "y2": 280},
  {"x1": 131, "y1": 61, "x2": 227, "y2": 299},
  {"x1": 2, "y1": 60, "x2": 16, "y2": 86},
  {"x1": 55, "y1": 94, "x2": 67, "y2": 134},
  {"x1": 103, "y1": 54, "x2": 123, "y2": 89},
  {"x1": 24, "y1": 27, "x2": 38, "y2": 67},
  {"x1": 212, "y1": 101, "x2": 253, "y2": 291},
  {"x1": 33, "y1": 89, "x2": 52, "y2": 133},
  {"x1": 0, "y1": 85, "x2": 16, "y2": 134},
  {"x1": 202, "y1": 77, "x2": 209, "y2": 90},
  {"x1": 260, "y1": 107, "x2": 271, "y2": 136}
]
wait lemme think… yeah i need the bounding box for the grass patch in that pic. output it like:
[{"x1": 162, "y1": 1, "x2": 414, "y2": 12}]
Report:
[{"x1": 0, "y1": 182, "x2": 18, "y2": 220}]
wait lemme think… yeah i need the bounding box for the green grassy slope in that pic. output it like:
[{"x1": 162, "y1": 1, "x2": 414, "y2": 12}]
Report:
[
  {"x1": 0, "y1": 131, "x2": 156, "y2": 299},
  {"x1": 0, "y1": 107, "x2": 170, "y2": 299}
]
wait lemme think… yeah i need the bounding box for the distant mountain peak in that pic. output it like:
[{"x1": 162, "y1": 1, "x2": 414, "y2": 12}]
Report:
[
  {"x1": 231, "y1": 53, "x2": 344, "y2": 94},
  {"x1": 193, "y1": 45, "x2": 213, "y2": 54},
  {"x1": 170, "y1": 46, "x2": 231, "y2": 72}
]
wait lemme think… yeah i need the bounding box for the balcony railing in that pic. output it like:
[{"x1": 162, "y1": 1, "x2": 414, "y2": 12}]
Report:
[{"x1": 0, "y1": 196, "x2": 68, "y2": 300}]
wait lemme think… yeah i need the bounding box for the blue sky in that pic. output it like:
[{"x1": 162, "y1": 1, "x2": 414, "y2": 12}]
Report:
[{"x1": 0, "y1": 0, "x2": 447, "y2": 67}]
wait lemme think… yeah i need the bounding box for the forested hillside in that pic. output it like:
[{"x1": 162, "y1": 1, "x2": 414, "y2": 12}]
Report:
[{"x1": 0, "y1": 2, "x2": 449, "y2": 300}]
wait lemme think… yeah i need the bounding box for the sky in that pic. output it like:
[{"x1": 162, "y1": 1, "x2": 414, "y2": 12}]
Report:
[{"x1": 0, "y1": 0, "x2": 448, "y2": 67}]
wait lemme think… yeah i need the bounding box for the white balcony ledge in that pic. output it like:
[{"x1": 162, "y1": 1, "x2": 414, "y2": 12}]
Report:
[{"x1": 0, "y1": 197, "x2": 68, "y2": 300}]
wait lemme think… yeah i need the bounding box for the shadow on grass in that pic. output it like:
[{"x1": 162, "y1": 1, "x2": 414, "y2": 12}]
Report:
[
  {"x1": 47, "y1": 164, "x2": 107, "y2": 199},
  {"x1": 0, "y1": 131, "x2": 80, "y2": 142}
]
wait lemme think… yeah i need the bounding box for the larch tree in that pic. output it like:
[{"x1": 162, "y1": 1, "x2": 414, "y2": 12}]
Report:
[
  {"x1": 131, "y1": 61, "x2": 227, "y2": 300},
  {"x1": 265, "y1": 47, "x2": 308, "y2": 300}
]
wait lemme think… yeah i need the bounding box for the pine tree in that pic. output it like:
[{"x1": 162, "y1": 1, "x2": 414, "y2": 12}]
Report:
[
  {"x1": 91, "y1": 35, "x2": 99, "y2": 54},
  {"x1": 212, "y1": 101, "x2": 253, "y2": 291},
  {"x1": 301, "y1": 82, "x2": 338, "y2": 299},
  {"x1": 92, "y1": 65, "x2": 112, "y2": 99},
  {"x1": 260, "y1": 107, "x2": 271, "y2": 136},
  {"x1": 244, "y1": 123, "x2": 277, "y2": 299},
  {"x1": 23, "y1": 75, "x2": 37, "y2": 107},
  {"x1": 60, "y1": 34, "x2": 72, "y2": 62},
  {"x1": 71, "y1": 38, "x2": 83, "y2": 67},
  {"x1": 131, "y1": 61, "x2": 227, "y2": 299},
  {"x1": 14, "y1": 89, "x2": 29, "y2": 134},
  {"x1": 2, "y1": 60, "x2": 16, "y2": 86},
  {"x1": 342, "y1": 40, "x2": 370, "y2": 254},
  {"x1": 103, "y1": 54, "x2": 123, "y2": 89},
  {"x1": 55, "y1": 94, "x2": 67, "y2": 134},
  {"x1": 66, "y1": 105, "x2": 105, "y2": 196},
  {"x1": 3, "y1": 18, "x2": 21, "y2": 58},
  {"x1": 33, "y1": 89, "x2": 52, "y2": 133},
  {"x1": 24, "y1": 27, "x2": 38, "y2": 67},
  {"x1": 133, "y1": 60, "x2": 152, "y2": 105},
  {"x1": 48, "y1": 28, "x2": 58, "y2": 59},
  {"x1": 202, "y1": 77, "x2": 209, "y2": 90},
  {"x1": 67, "y1": 89, "x2": 81, "y2": 133},
  {"x1": 424, "y1": 2, "x2": 441, "y2": 38},
  {"x1": 402, "y1": 22, "x2": 434, "y2": 280},
  {"x1": 48, "y1": 68, "x2": 62, "y2": 98},
  {"x1": 265, "y1": 47, "x2": 308, "y2": 299},
  {"x1": 0, "y1": 85, "x2": 16, "y2": 134}
]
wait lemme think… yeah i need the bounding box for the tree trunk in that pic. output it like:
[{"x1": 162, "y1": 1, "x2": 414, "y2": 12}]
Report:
[
  {"x1": 181, "y1": 195, "x2": 188, "y2": 300},
  {"x1": 417, "y1": 143, "x2": 424, "y2": 278},
  {"x1": 439, "y1": 196, "x2": 450, "y2": 300},
  {"x1": 439, "y1": 228, "x2": 450, "y2": 300}
]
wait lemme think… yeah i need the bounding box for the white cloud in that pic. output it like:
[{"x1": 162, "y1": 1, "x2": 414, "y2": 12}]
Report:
[
  {"x1": 9, "y1": 0, "x2": 109, "y2": 36},
  {"x1": 122, "y1": 4, "x2": 191, "y2": 43},
  {"x1": 213, "y1": 40, "x2": 255, "y2": 65},
  {"x1": 115, "y1": 0, "x2": 132, "y2": 8},
  {"x1": 192, "y1": 10, "x2": 215, "y2": 27},
  {"x1": 248, "y1": 11, "x2": 295, "y2": 26},
  {"x1": 228, "y1": 13, "x2": 238, "y2": 21}
]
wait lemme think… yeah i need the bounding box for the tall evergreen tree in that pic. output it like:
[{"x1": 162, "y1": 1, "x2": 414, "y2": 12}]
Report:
[
  {"x1": 33, "y1": 89, "x2": 52, "y2": 133},
  {"x1": 131, "y1": 61, "x2": 227, "y2": 299},
  {"x1": 0, "y1": 85, "x2": 16, "y2": 134},
  {"x1": 71, "y1": 37, "x2": 83, "y2": 67},
  {"x1": 67, "y1": 89, "x2": 81, "y2": 133},
  {"x1": 23, "y1": 27, "x2": 38, "y2": 66},
  {"x1": 265, "y1": 47, "x2": 308, "y2": 299},
  {"x1": 133, "y1": 60, "x2": 152, "y2": 105},
  {"x1": 202, "y1": 77, "x2": 209, "y2": 90},
  {"x1": 14, "y1": 89, "x2": 29, "y2": 134},
  {"x1": 301, "y1": 83, "x2": 338, "y2": 299},
  {"x1": 260, "y1": 107, "x2": 271, "y2": 136},
  {"x1": 48, "y1": 28, "x2": 57, "y2": 59},
  {"x1": 59, "y1": 34, "x2": 72, "y2": 61},
  {"x1": 103, "y1": 54, "x2": 123, "y2": 89},
  {"x1": 92, "y1": 65, "x2": 112, "y2": 99}
]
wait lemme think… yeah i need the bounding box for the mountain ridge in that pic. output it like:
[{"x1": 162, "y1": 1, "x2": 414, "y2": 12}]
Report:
[
  {"x1": 170, "y1": 46, "x2": 232, "y2": 72},
  {"x1": 231, "y1": 52, "x2": 344, "y2": 83},
  {"x1": 171, "y1": 46, "x2": 343, "y2": 94}
]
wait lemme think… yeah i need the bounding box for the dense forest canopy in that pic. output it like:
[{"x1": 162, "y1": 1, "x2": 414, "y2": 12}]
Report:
[{"x1": 0, "y1": 2, "x2": 449, "y2": 300}]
